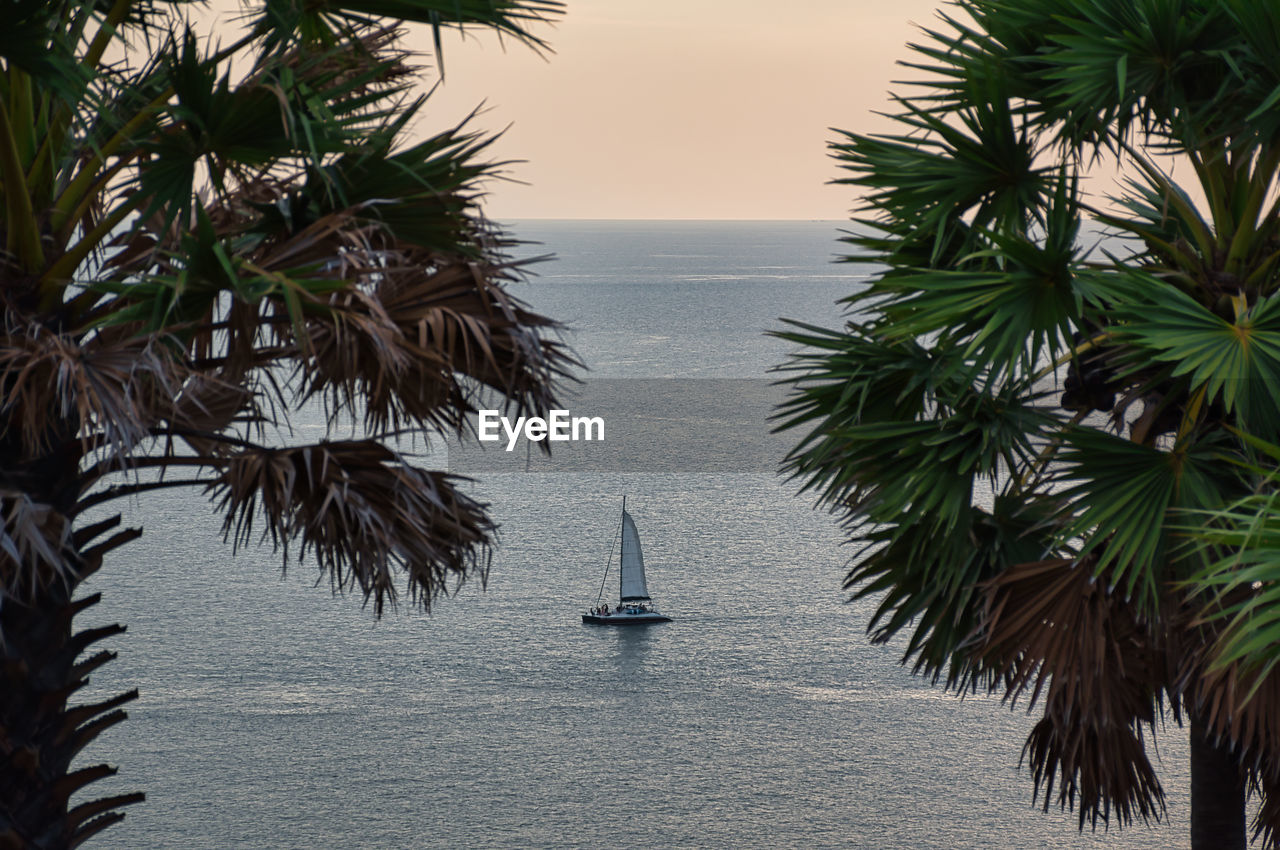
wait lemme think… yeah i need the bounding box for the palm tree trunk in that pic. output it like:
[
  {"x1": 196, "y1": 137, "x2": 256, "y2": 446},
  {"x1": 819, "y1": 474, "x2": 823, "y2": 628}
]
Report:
[
  {"x1": 0, "y1": 583, "x2": 142, "y2": 848},
  {"x1": 0, "y1": 421, "x2": 147, "y2": 847},
  {"x1": 1191, "y1": 712, "x2": 1246, "y2": 850}
]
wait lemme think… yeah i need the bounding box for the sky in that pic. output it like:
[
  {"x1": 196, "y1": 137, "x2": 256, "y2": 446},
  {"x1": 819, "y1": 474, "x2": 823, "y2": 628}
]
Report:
[{"x1": 412, "y1": 1, "x2": 949, "y2": 221}]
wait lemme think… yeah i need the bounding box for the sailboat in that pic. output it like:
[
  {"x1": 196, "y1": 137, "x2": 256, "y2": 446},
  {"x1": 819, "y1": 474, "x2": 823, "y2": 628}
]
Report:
[{"x1": 582, "y1": 498, "x2": 672, "y2": 625}]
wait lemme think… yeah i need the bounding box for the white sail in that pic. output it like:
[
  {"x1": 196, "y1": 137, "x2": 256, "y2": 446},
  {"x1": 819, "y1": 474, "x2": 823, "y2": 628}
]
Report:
[{"x1": 618, "y1": 509, "x2": 650, "y2": 601}]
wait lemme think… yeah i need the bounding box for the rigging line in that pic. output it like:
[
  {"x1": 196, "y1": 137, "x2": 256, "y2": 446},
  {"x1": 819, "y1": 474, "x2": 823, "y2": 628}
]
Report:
[{"x1": 596, "y1": 503, "x2": 622, "y2": 605}]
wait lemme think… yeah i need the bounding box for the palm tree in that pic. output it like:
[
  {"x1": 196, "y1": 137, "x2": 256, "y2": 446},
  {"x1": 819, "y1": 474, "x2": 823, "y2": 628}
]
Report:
[
  {"x1": 775, "y1": 1, "x2": 1280, "y2": 847},
  {"x1": 0, "y1": 1, "x2": 571, "y2": 846}
]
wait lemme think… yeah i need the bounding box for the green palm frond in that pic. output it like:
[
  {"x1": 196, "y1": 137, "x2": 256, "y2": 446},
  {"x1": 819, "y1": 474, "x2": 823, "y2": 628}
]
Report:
[
  {"x1": 851, "y1": 495, "x2": 1059, "y2": 690},
  {"x1": 248, "y1": 0, "x2": 564, "y2": 57},
  {"x1": 1181, "y1": 438, "x2": 1280, "y2": 688},
  {"x1": 305, "y1": 121, "x2": 501, "y2": 249},
  {"x1": 1035, "y1": 1, "x2": 1235, "y2": 141},
  {"x1": 1189, "y1": 508, "x2": 1280, "y2": 672},
  {"x1": 779, "y1": 0, "x2": 1280, "y2": 840},
  {"x1": 1117, "y1": 285, "x2": 1280, "y2": 438},
  {"x1": 863, "y1": 178, "x2": 1085, "y2": 379},
  {"x1": 0, "y1": 1, "x2": 90, "y2": 103},
  {"x1": 1053, "y1": 427, "x2": 1233, "y2": 604},
  {"x1": 773, "y1": 322, "x2": 1052, "y2": 521},
  {"x1": 831, "y1": 84, "x2": 1052, "y2": 267},
  {"x1": 1223, "y1": 1, "x2": 1280, "y2": 141}
]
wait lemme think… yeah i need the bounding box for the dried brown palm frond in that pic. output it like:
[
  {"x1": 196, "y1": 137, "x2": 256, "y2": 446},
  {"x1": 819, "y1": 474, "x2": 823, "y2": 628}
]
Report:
[
  {"x1": 1019, "y1": 687, "x2": 1166, "y2": 829},
  {"x1": 164, "y1": 374, "x2": 262, "y2": 454},
  {"x1": 253, "y1": 205, "x2": 379, "y2": 273},
  {"x1": 1186, "y1": 646, "x2": 1280, "y2": 765},
  {"x1": 295, "y1": 251, "x2": 575, "y2": 434},
  {"x1": 209, "y1": 440, "x2": 494, "y2": 614},
  {"x1": 1253, "y1": 769, "x2": 1280, "y2": 848},
  {"x1": 201, "y1": 298, "x2": 280, "y2": 387},
  {"x1": 0, "y1": 324, "x2": 181, "y2": 458},
  {"x1": 203, "y1": 173, "x2": 300, "y2": 238},
  {"x1": 979, "y1": 558, "x2": 1168, "y2": 828},
  {"x1": 295, "y1": 287, "x2": 439, "y2": 427},
  {"x1": 375, "y1": 252, "x2": 575, "y2": 402},
  {"x1": 0, "y1": 492, "x2": 73, "y2": 602}
]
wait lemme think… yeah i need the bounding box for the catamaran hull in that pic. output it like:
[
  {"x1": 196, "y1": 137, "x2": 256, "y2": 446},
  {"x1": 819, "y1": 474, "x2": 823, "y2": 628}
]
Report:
[{"x1": 582, "y1": 612, "x2": 672, "y2": 625}]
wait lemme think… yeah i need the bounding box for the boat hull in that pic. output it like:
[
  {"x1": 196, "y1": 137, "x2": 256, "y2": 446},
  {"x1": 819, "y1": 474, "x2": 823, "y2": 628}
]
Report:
[{"x1": 582, "y1": 611, "x2": 672, "y2": 625}]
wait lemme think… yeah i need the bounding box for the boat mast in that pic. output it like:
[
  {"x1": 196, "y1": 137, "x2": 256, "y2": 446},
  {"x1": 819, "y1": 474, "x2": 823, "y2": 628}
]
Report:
[{"x1": 618, "y1": 495, "x2": 626, "y2": 602}]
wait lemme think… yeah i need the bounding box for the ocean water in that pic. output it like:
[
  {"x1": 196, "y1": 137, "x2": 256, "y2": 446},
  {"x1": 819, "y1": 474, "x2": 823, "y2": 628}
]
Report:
[{"x1": 77, "y1": 221, "x2": 1194, "y2": 848}]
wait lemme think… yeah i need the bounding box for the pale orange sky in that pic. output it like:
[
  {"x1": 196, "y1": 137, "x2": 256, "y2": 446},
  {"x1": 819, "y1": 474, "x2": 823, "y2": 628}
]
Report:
[{"x1": 412, "y1": 1, "x2": 949, "y2": 220}]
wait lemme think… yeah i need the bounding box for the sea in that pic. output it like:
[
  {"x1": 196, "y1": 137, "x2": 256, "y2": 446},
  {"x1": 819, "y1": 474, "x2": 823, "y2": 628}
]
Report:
[{"x1": 79, "y1": 220, "x2": 1194, "y2": 848}]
